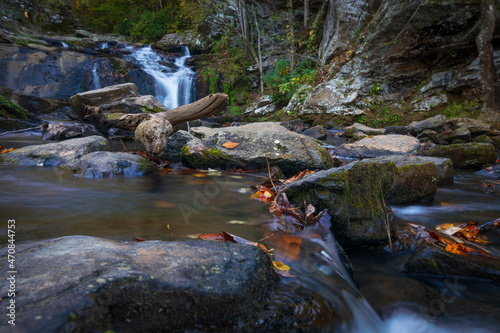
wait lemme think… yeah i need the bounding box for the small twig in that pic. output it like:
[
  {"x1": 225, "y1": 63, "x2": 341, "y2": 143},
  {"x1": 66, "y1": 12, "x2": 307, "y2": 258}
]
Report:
[
  {"x1": 119, "y1": 138, "x2": 128, "y2": 152},
  {"x1": 265, "y1": 156, "x2": 277, "y2": 193},
  {"x1": 0, "y1": 126, "x2": 42, "y2": 136},
  {"x1": 380, "y1": 183, "x2": 394, "y2": 254},
  {"x1": 479, "y1": 218, "x2": 500, "y2": 233}
]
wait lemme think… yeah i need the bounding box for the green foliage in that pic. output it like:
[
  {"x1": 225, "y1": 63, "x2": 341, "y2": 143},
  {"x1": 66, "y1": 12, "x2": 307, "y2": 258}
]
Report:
[
  {"x1": 440, "y1": 99, "x2": 480, "y2": 118},
  {"x1": 198, "y1": 31, "x2": 250, "y2": 95},
  {"x1": 264, "y1": 58, "x2": 316, "y2": 105},
  {"x1": 71, "y1": 0, "x2": 202, "y2": 41}
]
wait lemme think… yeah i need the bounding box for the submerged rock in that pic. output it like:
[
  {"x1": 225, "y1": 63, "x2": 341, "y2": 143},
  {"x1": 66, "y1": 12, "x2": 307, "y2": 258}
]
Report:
[
  {"x1": 302, "y1": 125, "x2": 327, "y2": 140},
  {"x1": 474, "y1": 164, "x2": 500, "y2": 180},
  {"x1": 71, "y1": 151, "x2": 155, "y2": 177},
  {"x1": 366, "y1": 155, "x2": 443, "y2": 205},
  {"x1": 332, "y1": 134, "x2": 421, "y2": 158},
  {"x1": 181, "y1": 122, "x2": 335, "y2": 176},
  {"x1": 284, "y1": 160, "x2": 398, "y2": 248},
  {"x1": 420, "y1": 142, "x2": 496, "y2": 169},
  {"x1": 0, "y1": 135, "x2": 109, "y2": 167},
  {"x1": 0, "y1": 236, "x2": 277, "y2": 332},
  {"x1": 404, "y1": 242, "x2": 500, "y2": 281}
]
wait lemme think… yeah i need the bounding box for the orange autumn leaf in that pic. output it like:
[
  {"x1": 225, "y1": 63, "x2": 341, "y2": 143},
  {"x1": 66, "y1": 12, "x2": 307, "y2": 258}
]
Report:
[
  {"x1": 272, "y1": 260, "x2": 295, "y2": 278},
  {"x1": 154, "y1": 200, "x2": 176, "y2": 208},
  {"x1": 250, "y1": 189, "x2": 274, "y2": 202},
  {"x1": 198, "y1": 233, "x2": 225, "y2": 241},
  {"x1": 192, "y1": 173, "x2": 207, "y2": 177},
  {"x1": 222, "y1": 142, "x2": 240, "y2": 149},
  {"x1": 446, "y1": 243, "x2": 472, "y2": 256},
  {"x1": 437, "y1": 223, "x2": 454, "y2": 230},
  {"x1": 0, "y1": 148, "x2": 15, "y2": 154},
  {"x1": 272, "y1": 260, "x2": 291, "y2": 270}
]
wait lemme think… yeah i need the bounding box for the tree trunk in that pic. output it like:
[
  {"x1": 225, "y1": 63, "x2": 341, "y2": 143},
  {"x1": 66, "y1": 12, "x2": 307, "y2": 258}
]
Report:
[
  {"x1": 289, "y1": 0, "x2": 295, "y2": 73},
  {"x1": 252, "y1": 3, "x2": 264, "y2": 94},
  {"x1": 476, "y1": 0, "x2": 499, "y2": 113},
  {"x1": 304, "y1": 0, "x2": 309, "y2": 29}
]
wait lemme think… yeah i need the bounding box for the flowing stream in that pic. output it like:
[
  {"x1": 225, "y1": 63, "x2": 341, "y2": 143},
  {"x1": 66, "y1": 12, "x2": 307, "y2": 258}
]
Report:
[{"x1": 1, "y1": 133, "x2": 499, "y2": 332}]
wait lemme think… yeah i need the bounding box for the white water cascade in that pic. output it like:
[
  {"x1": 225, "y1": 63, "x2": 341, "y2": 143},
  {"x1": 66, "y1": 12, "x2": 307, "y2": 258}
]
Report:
[
  {"x1": 91, "y1": 62, "x2": 101, "y2": 90},
  {"x1": 129, "y1": 45, "x2": 196, "y2": 109}
]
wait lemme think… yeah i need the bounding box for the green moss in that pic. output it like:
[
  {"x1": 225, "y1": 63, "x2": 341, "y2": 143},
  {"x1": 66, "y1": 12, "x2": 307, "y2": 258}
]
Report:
[
  {"x1": 0, "y1": 95, "x2": 37, "y2": 120},
  {"x1": 137, "y1": 158, "x2": 154, "y2": 173},
  {"x1": 141, "y1": 105, "x2": 164, "y2": 113}
]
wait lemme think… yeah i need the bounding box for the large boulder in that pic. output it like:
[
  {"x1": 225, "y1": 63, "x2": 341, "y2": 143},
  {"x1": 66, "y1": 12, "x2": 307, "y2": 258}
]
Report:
[
  {"x1": 71, "y1": 151, "x2": 155, "y2": 177},
  {"x1": 420, "y1": 143, "x2": 497, "y2": 169},
  {"x1": 284, "y1": 160, "x2": 398, "y2": 248},
  {"x1": 332, "y1": 134, "x2": 421, "y2": 158},
  {"x1": 0, "y1": 135, "x2": 110, "y2": 167},
  {"x1": 69, "y1": 83, "x2": 141, "y2": 119},
  {"x1": 181, "y1": 122, "x2": 335, "y2": 176},
  {"x1": 0, "y1": 236, "x2": 277, "y2": 332},
  {"x1": 366, "y1": 155, "x2": 442, "y2": 205}
]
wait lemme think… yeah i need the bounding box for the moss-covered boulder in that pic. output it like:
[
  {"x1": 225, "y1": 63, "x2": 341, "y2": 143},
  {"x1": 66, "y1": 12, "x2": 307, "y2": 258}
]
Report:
[
  {"x1": 404, "y1": 242, "x2": 500, "y2": 281},
  {"x1": 366, "y1": 155, "x2": 445, "y2": 205},
  {"x1": 0, "y1": 135, "x2": 110, "y2": 167},
  {"x1": 0, "y1": 95, "x2": 41, "y2": 132},
  {"x1": 420, "y1": 142, "x2": 496, "y2": 169},
  {"x1": 180, "y1": 122, "x2": 335, "y2": 177},
  {"x1": 284, "y1": 160, "x2": 398, "y2": 248}
]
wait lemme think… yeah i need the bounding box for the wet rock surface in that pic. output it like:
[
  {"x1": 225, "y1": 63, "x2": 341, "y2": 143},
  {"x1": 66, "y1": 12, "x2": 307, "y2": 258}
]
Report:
[
  {"x1": 0, "y1": 236, "x2": 278, "y2": 332},
  {"x1": 181, "y1": 122, "x2": 335, "y2": 177},
  {"x1": 404, "y1": 242, "x2": 500, "y2": 281},
  {"x1": 366, "y1": 155, "x2": 442, "y2": 205},
  {"x1": 284, "y1": 160, "x2": 397, "y2": 248},
  {"x1": 71, "y1": 151, "x2": 155, "y2": 177},
  {"x1": 0, "y1": 135, "x2": 110, "y2": 167},
  {"x1": 332, "y1": 134, "x2": 421, "y2": 158},
  {"x1": 420, "y1": 142, "x2": 496, "y2": 169}
]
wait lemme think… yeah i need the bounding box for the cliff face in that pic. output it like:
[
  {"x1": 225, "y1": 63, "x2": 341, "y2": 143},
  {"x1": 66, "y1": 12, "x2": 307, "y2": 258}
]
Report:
[{"x1": 292, "y1": 0, "x2": 500, "y2": 116}]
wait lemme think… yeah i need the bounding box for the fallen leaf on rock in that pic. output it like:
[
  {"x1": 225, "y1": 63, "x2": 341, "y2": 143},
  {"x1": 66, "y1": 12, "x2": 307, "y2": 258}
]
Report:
[
  {"x1": 192, "y1": 173, "x2": 207, "y2": 177},
  {"x1": 222, "y1": 142, "x2": 240, "y2": 149},
  {"x1": 0, "y1": 147, "x2": 15, "y2": 154},
  {"x1": 446, "y1": 243, "x2": 472, "y2": 256},
  {"x1": 272, "y1": 260, "x2": 295, "y2": 278},
  {"x1": 134, "y1": 237, "x2": 145, "y2": 242},
  {"x1": 198, "y1": 233, "x2": 225, "y2": 241},
  {"x1": 283, "y1": 170, "x2": 316, "y2": 184},
  {"x1": 437, "y1": 223, "x2": 454, "y2": 230},
  {"x1": 154, "y1": 200, "x2": 177, "y2": 208}
]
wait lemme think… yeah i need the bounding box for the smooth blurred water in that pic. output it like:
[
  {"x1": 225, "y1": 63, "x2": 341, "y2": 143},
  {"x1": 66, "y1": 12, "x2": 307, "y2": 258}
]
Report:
[
  {"x1": 1, "y1": 135, "x2": 499, "y2": 331},
  {"x1": 128, "y1": 45, "x2": 196, "y2": 109}
]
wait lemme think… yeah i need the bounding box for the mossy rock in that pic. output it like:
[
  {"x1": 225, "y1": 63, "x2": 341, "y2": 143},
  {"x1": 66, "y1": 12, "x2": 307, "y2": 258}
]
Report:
[
  {"x1": 421, "y1": 142, "x2": 496, "y2": 169},
  {"x1": 366, "y1": 155, "x2": 447, "y2": 204},
  {"x1": 0, "y1": 95, "x2": 41, "y2": 132},
  {"x1": 284, "y1": 160, "x2": 398, "y2": 248},
  {"x1": 180, "y1": 123, "x2": 335, "y2": 177}
]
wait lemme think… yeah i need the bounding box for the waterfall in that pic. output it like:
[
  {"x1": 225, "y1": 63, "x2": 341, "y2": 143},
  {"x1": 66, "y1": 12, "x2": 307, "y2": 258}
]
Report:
[
  {"x1": 128, "y1": 45, "x2": 196, "y2": 109},
  {"x1": 91, "y1": 62, "x2": 101, "y2": 90}
]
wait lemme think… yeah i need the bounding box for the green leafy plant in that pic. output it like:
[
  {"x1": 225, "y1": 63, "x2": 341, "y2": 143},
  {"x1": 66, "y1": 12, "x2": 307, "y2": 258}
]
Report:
[{"x1": 264, "y1": 58, "x2": 316, "y2": 105}]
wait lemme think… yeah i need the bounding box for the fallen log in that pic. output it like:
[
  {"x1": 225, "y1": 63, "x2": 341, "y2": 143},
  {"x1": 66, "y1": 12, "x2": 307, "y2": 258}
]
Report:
[
  {"x1": 479, "y1": 218, "x2": 500, "y2": 233},
  {"x1": 84, "y1": 93, "x2": 228, "y2": 133}
]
